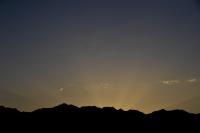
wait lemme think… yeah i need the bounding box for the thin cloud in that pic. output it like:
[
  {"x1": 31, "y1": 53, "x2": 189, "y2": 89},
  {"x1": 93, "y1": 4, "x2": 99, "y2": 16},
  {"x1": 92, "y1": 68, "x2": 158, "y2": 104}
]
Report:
[
  {"x1": 187, "y1": 78, "x2": 197, "y2": 83},
  {"x1": 161, "y1": 78, "x2": 199, "y2": 85},
  {"x1": 161, "y1": 80, "x2": 180, "y2": 85}
]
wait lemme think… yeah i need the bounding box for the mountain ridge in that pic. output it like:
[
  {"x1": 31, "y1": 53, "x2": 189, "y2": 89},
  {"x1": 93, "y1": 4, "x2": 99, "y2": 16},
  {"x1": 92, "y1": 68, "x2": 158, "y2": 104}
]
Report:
[
  {"x1": 0, "y1": 103, "x2": 199, "y2": 115},
  {"x1": 0, "y1": 103, "x2": 200, "y2": 131}
]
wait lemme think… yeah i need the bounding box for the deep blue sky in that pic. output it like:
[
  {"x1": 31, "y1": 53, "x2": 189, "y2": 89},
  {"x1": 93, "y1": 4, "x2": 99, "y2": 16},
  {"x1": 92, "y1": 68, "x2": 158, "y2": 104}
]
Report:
[{"x1": 1, "y1": 0, "x2": 200, "y2": 112}]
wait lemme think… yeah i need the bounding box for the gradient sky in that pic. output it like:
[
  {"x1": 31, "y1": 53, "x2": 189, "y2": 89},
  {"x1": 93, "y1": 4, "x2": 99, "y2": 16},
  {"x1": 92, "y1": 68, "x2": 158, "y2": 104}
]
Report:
[{"x1": 1, "y1": 0, "x2": 200, "y2": 113}]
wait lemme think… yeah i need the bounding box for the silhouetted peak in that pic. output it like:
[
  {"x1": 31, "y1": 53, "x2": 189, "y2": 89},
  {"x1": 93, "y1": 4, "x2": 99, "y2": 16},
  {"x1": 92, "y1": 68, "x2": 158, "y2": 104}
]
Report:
[
  {"x1": 0, "y1": 106, "x2": 19, "y2": 113},
  {"x1": 127, "y1": 109, "x2": 145, "y2": 115},
  {"x1": 149, "y1": 109, "x2": 167, "y2": 115},
  {"x1": 147, "y1": 109, "x2": 168, "y2": 119},
  {"x1": 150, "y1": 109, "x2": 193, "y2": 116},
  {"x1": 169, "y1": 109, "x2": 192, "y2": 115},
  {"x1": 118, "y1": 109, "x2": 124, "y2": 112},
  {"x1": 155, "y1": 109, "x2": 167, "y2": 113},
  {"x1": 53, "y1": 103, "x2": 78, "y2": 110},
  {"x1": 56, "y1": 103, "x2": 68, "y2": 107},
  {"x1": 33, "y1": 103, "x2": 80, "y2": 113}
]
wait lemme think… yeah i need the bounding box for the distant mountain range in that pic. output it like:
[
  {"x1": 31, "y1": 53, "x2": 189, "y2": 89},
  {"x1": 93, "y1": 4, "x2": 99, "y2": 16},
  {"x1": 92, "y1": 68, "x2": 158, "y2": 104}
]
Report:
[{"x1": 0, "y1": 103, "x2": 200, "y2": 131}]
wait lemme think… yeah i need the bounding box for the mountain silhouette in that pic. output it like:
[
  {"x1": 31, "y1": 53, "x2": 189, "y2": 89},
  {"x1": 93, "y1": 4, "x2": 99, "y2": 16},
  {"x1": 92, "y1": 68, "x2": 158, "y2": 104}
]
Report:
[
  {"x1": 0, "y1": 106, "x2": 19, "y2": 114},
  {"x1": 0, "y1": 103, "x2": 200, "y2": 131},
  {"x1": 33, "y1": 103, "x2": 79, "y2": 113}
]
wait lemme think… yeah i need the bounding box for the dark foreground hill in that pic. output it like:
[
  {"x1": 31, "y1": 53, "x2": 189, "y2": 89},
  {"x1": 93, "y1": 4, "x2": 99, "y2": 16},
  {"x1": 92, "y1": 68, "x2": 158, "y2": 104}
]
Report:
[{"x1": 0, "y1": 103, "x2": 200, "y2": 132}]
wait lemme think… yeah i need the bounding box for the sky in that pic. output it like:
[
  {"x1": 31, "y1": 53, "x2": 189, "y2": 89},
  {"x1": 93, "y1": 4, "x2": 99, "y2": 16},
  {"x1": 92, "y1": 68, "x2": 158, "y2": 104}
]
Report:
[{"x1": 0, "y1": 0, "x2": 200, "y2": 113}]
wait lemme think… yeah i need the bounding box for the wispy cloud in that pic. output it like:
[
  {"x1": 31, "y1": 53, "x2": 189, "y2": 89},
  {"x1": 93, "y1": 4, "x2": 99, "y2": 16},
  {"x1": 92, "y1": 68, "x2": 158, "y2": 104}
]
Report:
[
  {"x1": 187, "y1": 78, "x2": 197, "y2": 83},
  {"x1": 161, "y1": 78, "x2": 199, "y2": 85},
  {"x1": 161, "y1": 80, "x2": 180, "y2": 85}
]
